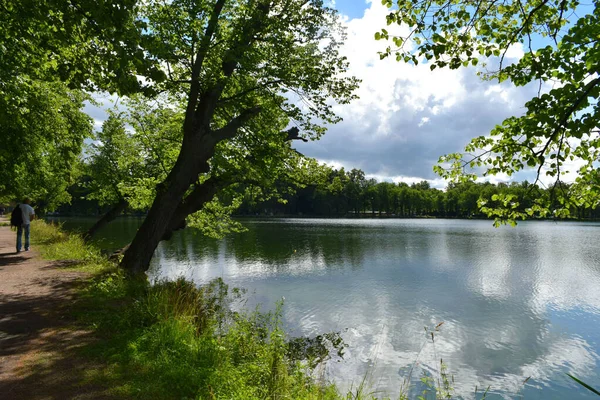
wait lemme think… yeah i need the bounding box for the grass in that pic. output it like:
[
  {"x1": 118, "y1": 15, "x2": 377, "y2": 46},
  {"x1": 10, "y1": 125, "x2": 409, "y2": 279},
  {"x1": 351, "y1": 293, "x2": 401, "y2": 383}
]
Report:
[
  {"x1": 75, "y1": 275, "x2": 344, "y2": 399},
  {"x1": 32, "y1": 220, "x2": 113, "y2": 273}
]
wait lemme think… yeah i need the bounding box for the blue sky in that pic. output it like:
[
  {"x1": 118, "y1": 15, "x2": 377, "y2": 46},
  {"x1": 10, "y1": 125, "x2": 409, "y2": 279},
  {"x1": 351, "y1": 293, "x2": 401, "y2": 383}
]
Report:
[{"x1": 334, "y1": 0, "x2": 367, "y2": 19}]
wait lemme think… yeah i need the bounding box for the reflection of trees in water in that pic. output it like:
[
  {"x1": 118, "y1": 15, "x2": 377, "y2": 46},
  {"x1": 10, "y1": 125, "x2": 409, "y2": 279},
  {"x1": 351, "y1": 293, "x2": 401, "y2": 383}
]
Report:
[
  {"x1": 52, "y1": 217, "x2": 143, "y2": 251},
  {"x1": 222, "y1": 221, "x2": 371, "y2": 271}
]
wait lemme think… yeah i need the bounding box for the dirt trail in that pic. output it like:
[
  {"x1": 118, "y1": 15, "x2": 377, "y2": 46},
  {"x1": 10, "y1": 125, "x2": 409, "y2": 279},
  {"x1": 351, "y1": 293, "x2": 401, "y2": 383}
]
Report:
[{"x1": 0, "y1": 219, "x2": 115, "y2": 399}]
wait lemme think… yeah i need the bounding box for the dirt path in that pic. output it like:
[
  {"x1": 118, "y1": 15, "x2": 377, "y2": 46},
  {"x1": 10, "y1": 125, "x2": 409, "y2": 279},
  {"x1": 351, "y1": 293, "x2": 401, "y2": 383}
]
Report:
[{"x1": 0, "y1": 220, "x2": 115, "y2": 399}]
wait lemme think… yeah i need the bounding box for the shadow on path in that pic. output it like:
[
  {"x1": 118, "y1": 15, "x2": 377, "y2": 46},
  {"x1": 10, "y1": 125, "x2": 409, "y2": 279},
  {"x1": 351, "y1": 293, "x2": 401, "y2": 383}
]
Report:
[
  {"x1": 0, "y1": 226, "x2": 119, "y2": 399},
  {"x1": 0, "y1": 252, "x2": 28, "y2": 268}
]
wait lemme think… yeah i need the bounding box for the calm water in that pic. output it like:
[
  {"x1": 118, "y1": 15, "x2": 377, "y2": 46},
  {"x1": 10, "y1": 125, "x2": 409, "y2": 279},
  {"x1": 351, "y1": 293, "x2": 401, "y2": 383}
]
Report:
[{"x1": 56, "y1": 218, "x2": 600, "y2": 399}]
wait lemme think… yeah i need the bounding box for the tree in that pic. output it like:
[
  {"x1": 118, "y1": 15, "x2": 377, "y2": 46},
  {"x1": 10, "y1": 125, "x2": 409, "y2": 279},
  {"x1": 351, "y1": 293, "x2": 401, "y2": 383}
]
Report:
[
  {"x1": 0, "y1": 0, "x2": 163, "y2": 207},
  {"x1": 84, "y1": 100, "x2": 184, "y2": 239},
  {"x1": 85, "y1": 112, "x2": 139, "y2": 236},
  {"x1": 378, "y1": 0, "x2": 600, "y2": 222},
  {"x1": 116, "y1": 0, "x2": 359, "y2": 274},
  {"x1": 0, "y1": 0, "x2": 163, "y2": 94},
  {"x1": 0, "y1": 80, "x2": 92, "y2": 210},
  {"x1": 377, "y1": 182, "x2": 395, "y2": 214},
  {"x1": 345, "y1": 169, "x2": 367, "y2": 214}
]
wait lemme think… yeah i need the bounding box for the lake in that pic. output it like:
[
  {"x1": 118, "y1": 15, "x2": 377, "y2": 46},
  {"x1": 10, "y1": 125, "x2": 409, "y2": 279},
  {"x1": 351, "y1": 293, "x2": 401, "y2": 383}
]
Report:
[{"x1": 55, "y1": 217, "x2": 600, "y2": 399}]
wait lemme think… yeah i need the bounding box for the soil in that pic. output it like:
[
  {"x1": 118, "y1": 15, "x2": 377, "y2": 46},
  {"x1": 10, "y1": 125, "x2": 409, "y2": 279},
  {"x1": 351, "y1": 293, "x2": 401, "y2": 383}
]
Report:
[{"x1": 0, "y1": 219, "x2": 117, "y2": 399}]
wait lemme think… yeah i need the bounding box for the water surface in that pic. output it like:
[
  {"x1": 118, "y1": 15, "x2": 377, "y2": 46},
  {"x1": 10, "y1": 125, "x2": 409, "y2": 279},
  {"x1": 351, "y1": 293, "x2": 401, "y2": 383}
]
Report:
[{"x1": 58, "y1": 218, "x2": 600, "y2": 399}]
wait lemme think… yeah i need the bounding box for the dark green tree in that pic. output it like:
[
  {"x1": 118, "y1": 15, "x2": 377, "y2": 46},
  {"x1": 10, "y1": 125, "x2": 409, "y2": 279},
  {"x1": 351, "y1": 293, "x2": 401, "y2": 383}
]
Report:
[{"x1": 0, "y1": 0, "x2": 162, "y2": 207}]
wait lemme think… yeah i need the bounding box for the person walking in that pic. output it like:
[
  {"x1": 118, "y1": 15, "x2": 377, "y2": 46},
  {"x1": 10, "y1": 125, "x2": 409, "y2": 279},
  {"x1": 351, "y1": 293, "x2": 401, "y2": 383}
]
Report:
[{"x1": 16, "y1": 198, "x2": 35, "y2": 253}]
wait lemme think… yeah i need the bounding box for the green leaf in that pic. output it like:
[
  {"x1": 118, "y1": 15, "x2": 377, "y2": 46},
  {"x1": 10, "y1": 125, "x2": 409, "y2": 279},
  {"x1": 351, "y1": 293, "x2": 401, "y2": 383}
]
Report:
[{"x1": 567, "y1": 374, "x2": 600, "y2": 396}]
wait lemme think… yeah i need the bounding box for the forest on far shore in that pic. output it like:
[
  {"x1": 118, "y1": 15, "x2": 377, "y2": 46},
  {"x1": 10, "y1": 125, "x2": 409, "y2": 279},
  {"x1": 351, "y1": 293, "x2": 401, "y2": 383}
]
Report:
[{"x1": 56, "y1": 167, "x2": 600, "y2": 221}]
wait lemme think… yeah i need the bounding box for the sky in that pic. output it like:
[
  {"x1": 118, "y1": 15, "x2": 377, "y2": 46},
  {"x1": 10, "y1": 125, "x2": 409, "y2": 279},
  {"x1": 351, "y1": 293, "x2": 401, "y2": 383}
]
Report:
[
  {"x1": 84, "y1": 0, "x2": 569, "y2": 190},
  {"x1": 294, "y1": 0, "x2": 552, "y2": 188}
]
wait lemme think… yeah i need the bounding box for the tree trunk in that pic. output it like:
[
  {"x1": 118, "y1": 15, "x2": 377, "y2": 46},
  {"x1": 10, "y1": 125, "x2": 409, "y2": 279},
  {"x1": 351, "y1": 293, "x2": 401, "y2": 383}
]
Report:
[
  {"x1": 161, "y1": 177, "x2": 222, "y2": 241},
  {"x1": 84, "y1": 198, "x2": 128, "y2": 241},
  {"x1": 119, "y1": 183, "x2": 190, "y2": 275},
  {"x1": 119, "y1": 141, "x2": 203, "y2": 275}
]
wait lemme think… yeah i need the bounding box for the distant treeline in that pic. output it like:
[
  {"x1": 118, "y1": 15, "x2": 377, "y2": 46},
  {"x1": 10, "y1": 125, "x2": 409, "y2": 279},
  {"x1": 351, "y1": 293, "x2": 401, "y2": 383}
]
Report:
[
  {"x1": 56, "y1": 167, "x2": 600, "y2": 221},
  {"x1": 235, "y1": 168, "x2": 600, "y2": 220}
]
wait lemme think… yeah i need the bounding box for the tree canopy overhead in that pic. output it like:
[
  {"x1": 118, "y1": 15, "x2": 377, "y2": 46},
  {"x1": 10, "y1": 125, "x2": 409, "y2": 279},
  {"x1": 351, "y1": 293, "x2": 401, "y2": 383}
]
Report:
[
  {"x1": 0, "y1": 0, "x2": 163, "y2": 93},
  {"x1": 378, "y1": 0, "x2": 600, "y2": 221},
  {"x1": 0, "y1": 0, "x2": 164, "y2": 206}
]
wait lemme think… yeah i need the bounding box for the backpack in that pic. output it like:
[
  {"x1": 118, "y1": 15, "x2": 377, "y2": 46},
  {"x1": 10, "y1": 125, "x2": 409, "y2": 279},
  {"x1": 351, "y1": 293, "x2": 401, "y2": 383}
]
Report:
[{"x1": 10, "y1": 205, "x2": 23, "y2": 228}]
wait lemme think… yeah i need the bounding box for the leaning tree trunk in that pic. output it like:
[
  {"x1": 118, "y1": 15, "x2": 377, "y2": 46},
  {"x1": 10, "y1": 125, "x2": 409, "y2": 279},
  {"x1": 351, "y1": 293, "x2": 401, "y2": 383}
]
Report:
[
  {"x1": 119, "y1": 181, "x2": 192, "y2": 275},
  {"x1": 119, "y1": 0, "x2": 269, "y2": 276},
  {"x1": 108, "y1": 176, "x2": 223, "y2": 261},
  {"x1": 160, "y1": 177, "x2": 222, "y2": 241},
  {"x1": 84, "y1": 198, "x2": 128, "y2": 241},
  {"x1": 119, "y1": 147, "x2": 201, "y2": 275}
]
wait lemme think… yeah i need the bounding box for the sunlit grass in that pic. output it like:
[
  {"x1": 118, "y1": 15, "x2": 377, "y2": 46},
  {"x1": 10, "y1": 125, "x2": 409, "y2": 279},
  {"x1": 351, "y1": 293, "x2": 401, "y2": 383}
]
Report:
[
  {"x1": 75, "y1": 273, "x2": 345, "y2": 399},
  {"x1": 31, "y1": 220, "x2": 113, "y2": 273},
  {"x1": 28, "y1": 220, "x2": 344, "y2": 399}
]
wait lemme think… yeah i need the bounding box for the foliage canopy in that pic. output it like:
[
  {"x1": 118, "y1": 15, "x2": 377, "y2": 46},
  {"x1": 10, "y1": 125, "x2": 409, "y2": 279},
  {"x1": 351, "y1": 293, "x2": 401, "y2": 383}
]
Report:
[
  {"x1": 378, "y1": 0, "x2": 600, "y2": 222},
  {"x1": 0, "y1": 0, "x2": 161, "y2": 206},
  {"x1": 0, "y1": 80, "x2": 92, "y2": 209}
]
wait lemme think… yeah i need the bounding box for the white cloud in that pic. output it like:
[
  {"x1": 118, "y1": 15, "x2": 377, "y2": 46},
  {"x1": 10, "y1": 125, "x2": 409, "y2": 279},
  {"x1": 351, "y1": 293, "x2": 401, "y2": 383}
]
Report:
[
  {"x1": 365, "y1": 173, "x2": 448, "y2": 189},
  {"x1": 83, "y1": 92, "x2": 122, "y2": 132},
  {"x1": 418, "y1": 117, "x2": 430, "y2": 127},
  {"x1": 320, "y1": 159, "x2": 346, "y2": 171},
  {"x1": 300, "y1": 1, "x2": 545, "y2": 186}
]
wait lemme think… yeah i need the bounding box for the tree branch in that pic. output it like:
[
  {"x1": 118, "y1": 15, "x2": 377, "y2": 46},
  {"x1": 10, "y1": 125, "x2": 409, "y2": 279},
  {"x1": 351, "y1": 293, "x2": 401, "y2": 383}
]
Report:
[
  {"x1": 210, "y1": 106, "x2": 262, "y2": 142},
  {"x1": 217, "y1": 79, "x2": 285, "y2": 103},
  {"x1": 500, "y1": 0, "x2": 551, "y2": 71},
  {"x1": 161, "y1": 176, "x2": 225, "y2": 240},
  {"x1": 194, "y1": 0, "x2": 272, "y2": 126},
  {"x1": 183, "y1": 0, "x2": 227, "y2": 133},
  {"x1": 284, "y1": 127, "x2": 307, "y2": 142}
]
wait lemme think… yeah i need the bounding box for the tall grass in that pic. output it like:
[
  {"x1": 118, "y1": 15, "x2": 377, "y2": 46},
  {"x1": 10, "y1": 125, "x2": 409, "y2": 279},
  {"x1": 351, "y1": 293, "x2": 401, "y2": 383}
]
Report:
[
  {"x1": 31, "y1": 220, "x2": 112, "y2": 273},
  {"x1": 77, "y1": 272, "x2": 346, "y2": 399}
]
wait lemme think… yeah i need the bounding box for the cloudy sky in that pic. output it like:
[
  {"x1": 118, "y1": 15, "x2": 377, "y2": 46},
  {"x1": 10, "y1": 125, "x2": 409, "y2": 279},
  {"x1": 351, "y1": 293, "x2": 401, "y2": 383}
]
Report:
[
  {"x1": 85, "y1": 0, "x2": 556, "y2": 189},
  {"x1": 296, "y1": 0, "x2": 550, "y2": 188}
]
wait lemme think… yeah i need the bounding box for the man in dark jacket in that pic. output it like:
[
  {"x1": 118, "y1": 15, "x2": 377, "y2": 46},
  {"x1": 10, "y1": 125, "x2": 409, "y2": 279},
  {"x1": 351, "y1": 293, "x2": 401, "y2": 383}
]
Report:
[{"x1": 16, "y1": 198, "x2": 35, "y2": 253}]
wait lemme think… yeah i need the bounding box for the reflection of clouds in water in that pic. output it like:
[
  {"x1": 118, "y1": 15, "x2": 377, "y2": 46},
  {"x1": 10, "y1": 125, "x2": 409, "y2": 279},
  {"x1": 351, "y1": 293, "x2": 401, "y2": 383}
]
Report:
[
  {"x1": 533, "y1": 237, "x2": 600, "y2": 312},
  {"x1": 467, "y1": 232, "x2": 514, "y2": 301},
  {"x1": 451, "y1": 335, "x2": 597, "y2": 398},
  {"x1": 319, "y1": 311, "x2": 597, "y2": 398},
  {"x1": 150, "y1": 219, "x2": 600, "y2": 398}
]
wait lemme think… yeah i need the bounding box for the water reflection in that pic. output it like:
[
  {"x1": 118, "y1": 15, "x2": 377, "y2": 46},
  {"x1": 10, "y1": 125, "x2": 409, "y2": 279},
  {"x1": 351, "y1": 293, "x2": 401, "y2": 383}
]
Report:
[
  {"x1": 147, "y1": 219, "x2": 600, "y2": 398},
  {"x1": 61, "y1": 217, "x2": 600, "y2": 398}
]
